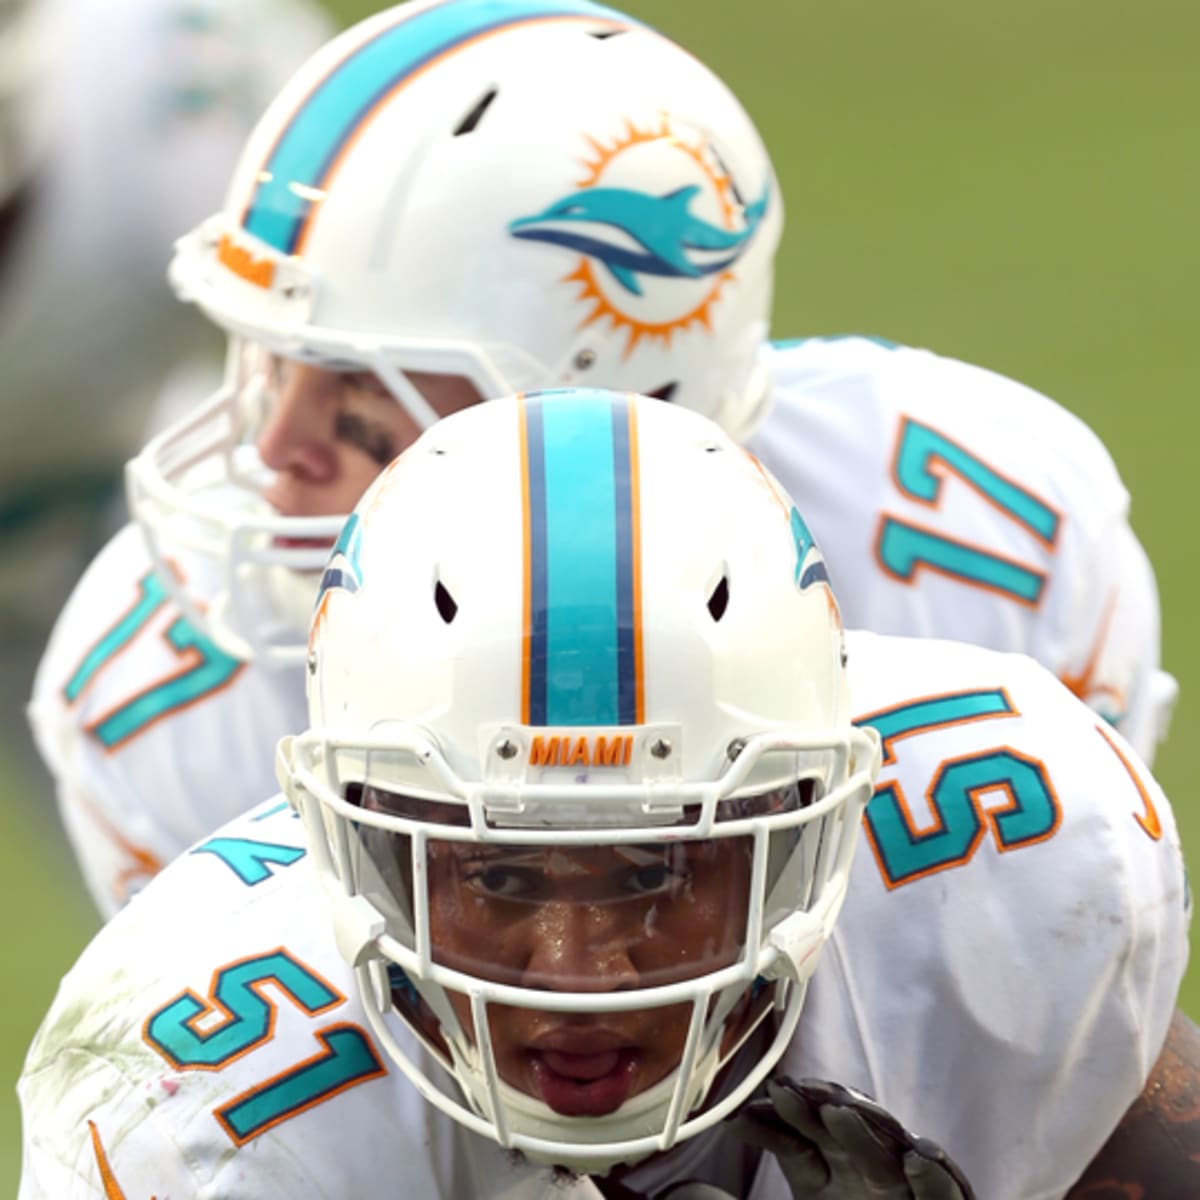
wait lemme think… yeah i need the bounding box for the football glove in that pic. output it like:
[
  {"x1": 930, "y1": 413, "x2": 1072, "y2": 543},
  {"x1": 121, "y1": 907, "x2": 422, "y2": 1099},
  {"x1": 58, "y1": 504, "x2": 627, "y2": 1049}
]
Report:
[{"x1": 726, "y1": 1076, "x2": 976, "y2": 1200}]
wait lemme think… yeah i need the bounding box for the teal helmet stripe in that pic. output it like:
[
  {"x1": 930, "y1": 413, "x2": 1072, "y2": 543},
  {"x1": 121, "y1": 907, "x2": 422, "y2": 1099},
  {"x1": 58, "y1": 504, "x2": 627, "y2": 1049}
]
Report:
[
  {"x1": 524, "y1": 390, "x2": 640, "y2": 727},
  {"x1": 243, "y1": 0, "x2": 642, "y2": 254}
]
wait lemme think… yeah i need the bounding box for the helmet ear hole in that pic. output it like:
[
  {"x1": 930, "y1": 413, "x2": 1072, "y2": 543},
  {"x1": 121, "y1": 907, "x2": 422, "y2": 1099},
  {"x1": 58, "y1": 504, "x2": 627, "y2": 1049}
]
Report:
[
  {"x1": 707, "y1": 574, "x2": 730, "y2": 622},
  {"x1": 434, "y1": 579, "x2": 458, "y2": 624}
]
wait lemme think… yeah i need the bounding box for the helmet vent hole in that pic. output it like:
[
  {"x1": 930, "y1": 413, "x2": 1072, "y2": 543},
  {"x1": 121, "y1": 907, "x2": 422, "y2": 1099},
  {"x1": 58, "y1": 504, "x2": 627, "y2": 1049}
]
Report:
[
  {"x1": 453, "y1": 88, "x2": 498, "y2": 137},
  {"x1": 646, "y1": 382, "x2": 678, "y2": 403},
  {"x1": 588, "y1": 28, "x2": 626, "y2": 39},
  {"x1": 434, "y1": 580, "x2": 458, "y2": 624},
  {"x1": 707, "y1": 575, "x2": 730, "y2": 622}
]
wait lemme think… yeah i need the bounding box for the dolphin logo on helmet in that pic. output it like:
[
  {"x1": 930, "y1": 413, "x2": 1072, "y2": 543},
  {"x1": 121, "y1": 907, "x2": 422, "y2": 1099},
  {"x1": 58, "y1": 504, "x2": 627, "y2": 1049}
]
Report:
[
  {"x1": 790, "y1": 507, "x2": 831, "y2": 592},
  {"x1": 509, "y1": 181, "x2": 770, "y2": 296},
  {"x1": 316, "y1": 511, "x2": 364, "y2": 604},
  {"x1": 508, "y1": 114, "x2": 772, "y2": 357}
]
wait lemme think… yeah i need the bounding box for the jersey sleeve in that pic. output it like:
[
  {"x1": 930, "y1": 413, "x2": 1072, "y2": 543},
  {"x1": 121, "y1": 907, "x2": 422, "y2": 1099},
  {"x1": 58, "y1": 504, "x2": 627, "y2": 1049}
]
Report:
[
  {"x1": 783, "y1": 632, "x2": 1190, "y2": 1200},
  {"x1": 751, "y1": 337, "x2": 1173, "y2": 764},
  {"x1": 28, "y1": 524, "x2": 307, "y2": 916}
]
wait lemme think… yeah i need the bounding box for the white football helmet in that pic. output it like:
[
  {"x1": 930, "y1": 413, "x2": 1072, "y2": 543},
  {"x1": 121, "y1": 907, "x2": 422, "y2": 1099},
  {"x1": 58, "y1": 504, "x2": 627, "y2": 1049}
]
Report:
[
  {"x1": 278, "y1": 389, "x2": 879, "y2": 1172},
  {"x1": 128, "y1": 0, "x2": 783, "y2": 663}
]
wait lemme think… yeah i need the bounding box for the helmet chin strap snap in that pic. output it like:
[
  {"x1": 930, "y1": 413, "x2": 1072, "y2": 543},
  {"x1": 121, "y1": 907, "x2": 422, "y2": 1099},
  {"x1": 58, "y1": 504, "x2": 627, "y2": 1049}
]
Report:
[
  {"x1": 762, "y1": 909, "x2": 828, "y2": 984},
  {"x1": 331, "y1": 893, "x2": 386, "y2": 971}
]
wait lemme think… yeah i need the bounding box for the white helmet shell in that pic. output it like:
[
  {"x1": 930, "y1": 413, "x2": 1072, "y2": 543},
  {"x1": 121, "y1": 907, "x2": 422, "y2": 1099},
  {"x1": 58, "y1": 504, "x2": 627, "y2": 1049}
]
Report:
[
  {"x1": 174, "y1": 0, "x2": 781, "y2": 431},
  {"x1": 133, "y1": 0, "x2": 783, "y2": 664},
  {"x1": 279, "y1": 389, "x2": 879, "y2": 1172}
]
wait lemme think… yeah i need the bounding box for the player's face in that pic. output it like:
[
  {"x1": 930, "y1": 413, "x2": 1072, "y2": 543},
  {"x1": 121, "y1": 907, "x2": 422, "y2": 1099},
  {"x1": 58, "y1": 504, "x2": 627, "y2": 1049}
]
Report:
[
  {"x1": 425, "y1": 836, "x2": 753, "y2": 1118},
  {"x1": 254, "y1": 354, "x2": 481, "y2": 531}
]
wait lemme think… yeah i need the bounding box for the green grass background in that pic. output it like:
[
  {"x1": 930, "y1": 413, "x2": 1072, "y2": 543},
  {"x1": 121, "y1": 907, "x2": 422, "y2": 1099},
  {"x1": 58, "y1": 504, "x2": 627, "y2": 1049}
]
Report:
[{"x1": 3, "y1": 0, "x2": 1196, "y2": 1189}]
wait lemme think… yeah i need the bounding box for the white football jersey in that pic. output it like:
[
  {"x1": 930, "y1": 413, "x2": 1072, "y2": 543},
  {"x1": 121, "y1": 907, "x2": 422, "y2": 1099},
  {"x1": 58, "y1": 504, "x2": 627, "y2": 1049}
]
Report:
[
  {"x1": 30, "y1": 334, "x2": 1176, "y2": 919},
  {"x1": 28, "y1": 522, "x2": 307, "y2": 917},
  {"x1": 747, "y1": 335, "x2": 1175, "y2": 764},
  {"x1": 19, "y1": 633, "x2": 1189, "y2": 1200}
]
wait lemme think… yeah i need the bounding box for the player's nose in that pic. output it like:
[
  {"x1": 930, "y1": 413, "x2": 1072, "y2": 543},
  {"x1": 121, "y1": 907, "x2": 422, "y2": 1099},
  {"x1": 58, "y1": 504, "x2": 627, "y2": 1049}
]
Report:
[
  {"x1": 519, "y1": 901, "x2": 640, "y2": 993},
  {"x1": 255, "y1": 361, "x2": 340, "y2": 482}
]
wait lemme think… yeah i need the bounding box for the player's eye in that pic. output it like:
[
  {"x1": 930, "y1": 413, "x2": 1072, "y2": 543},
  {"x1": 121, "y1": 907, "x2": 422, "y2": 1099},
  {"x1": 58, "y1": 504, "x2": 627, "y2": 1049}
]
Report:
[
  {"x1": 463, "y1": 863, "x2": 541, "y2": 900},
  {"x1": 334, "y1": 411, "x2": 398, "y2": 465},
  {"x1": 622, "y1": 856, "x2": 687, "y2": 898},
  {"x1": 628, "y1": 863, "x2": 671, "y2": 894}
]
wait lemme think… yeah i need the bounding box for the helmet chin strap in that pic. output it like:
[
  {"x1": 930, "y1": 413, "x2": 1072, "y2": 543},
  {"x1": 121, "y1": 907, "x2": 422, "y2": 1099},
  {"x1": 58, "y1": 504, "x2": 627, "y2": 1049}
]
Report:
[
  {"x1": 262, "y1": 562, "x2": 323, "y2": 643},
  {"x1": 410, "y1": 943, "x2": 767, "y2": 1174},
  {"x1": 484, "y1": 1069, "x2": 723, "y2": 1175},
  {"x1": 451, "y1": 1005, "x2": 729, "y2": 1175},
  {"x1": 446, "y1": 970, "x2": 792, "y2": 1176},
  {"x1": 200, "y1": 550, "x2": 325, "y2": 665}
]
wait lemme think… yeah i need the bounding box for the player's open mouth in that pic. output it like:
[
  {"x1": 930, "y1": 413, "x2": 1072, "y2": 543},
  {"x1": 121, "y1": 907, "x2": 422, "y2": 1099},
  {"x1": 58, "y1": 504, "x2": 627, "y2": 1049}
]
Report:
[{"x1": 527, "y1": 1049, "x2": 639, "y2": 1116}]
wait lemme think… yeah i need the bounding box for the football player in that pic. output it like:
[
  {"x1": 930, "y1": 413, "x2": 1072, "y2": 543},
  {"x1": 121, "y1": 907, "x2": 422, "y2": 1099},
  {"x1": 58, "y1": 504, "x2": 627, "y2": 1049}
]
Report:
[
  {"x1": 18, "y1": 391, "x2": 1190, "y2": 1197},
  {"x1": 29, "y1": 0, "x2": 1173, "y2": 920}
]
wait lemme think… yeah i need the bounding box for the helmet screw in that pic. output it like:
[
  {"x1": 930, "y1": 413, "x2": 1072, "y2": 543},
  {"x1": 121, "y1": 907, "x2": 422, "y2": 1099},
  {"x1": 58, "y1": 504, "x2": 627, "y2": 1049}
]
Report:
[
  {"x1": 573, "y1": 349, "x2": 597, "y2": 371},
  {"x1": 650, "y1": 738, "x2": 672, "y2": 760},
  {"x1": 496, "y1": 739, "x2": 519, "y2": 760},
  {"x1": 727, "y1": 738, "x2": 747, "y2": 761}
]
